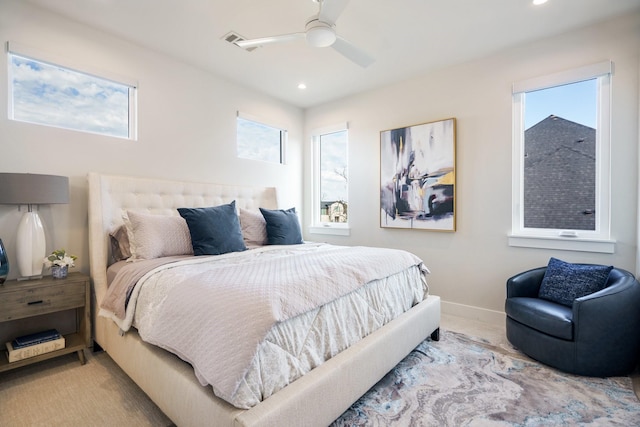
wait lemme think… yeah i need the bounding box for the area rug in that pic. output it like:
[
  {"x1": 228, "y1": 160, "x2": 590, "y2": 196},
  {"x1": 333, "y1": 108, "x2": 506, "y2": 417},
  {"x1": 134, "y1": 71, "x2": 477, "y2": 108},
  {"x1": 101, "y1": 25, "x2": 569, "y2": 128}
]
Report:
[{"x1": 332, "y1": 330, "x2": 640, "y2": 426}]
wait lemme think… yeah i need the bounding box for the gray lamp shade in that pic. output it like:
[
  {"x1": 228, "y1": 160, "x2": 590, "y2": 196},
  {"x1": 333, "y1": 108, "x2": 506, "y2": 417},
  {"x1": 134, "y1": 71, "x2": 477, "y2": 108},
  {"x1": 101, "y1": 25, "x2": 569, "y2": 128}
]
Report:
[{"x1": 0, "y1": 173, "x2": 69, "y2": 205}]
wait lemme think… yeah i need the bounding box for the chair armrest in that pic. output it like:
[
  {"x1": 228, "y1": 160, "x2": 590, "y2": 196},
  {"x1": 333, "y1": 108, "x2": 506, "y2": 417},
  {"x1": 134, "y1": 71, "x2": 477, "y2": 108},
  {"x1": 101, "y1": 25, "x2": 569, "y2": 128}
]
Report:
[
  {"x1": 506, "y1": 267, "x2": 546, "y2": 298},
  {"x1": 573, "y1": 272, "x2": 640, "y2": 341},
  {"x1": 572, "y1": 270, "x2": 640, "y2": 373},
  {"x1": 574, "y1": 274, "x2": 640, "y2": 317}
]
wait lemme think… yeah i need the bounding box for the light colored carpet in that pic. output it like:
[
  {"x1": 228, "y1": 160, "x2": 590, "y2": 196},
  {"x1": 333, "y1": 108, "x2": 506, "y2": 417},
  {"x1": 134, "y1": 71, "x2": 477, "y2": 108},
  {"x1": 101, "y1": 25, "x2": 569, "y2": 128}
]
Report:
[{"x1": 0, "y1": 350, "x2": 173, "y2": 427}]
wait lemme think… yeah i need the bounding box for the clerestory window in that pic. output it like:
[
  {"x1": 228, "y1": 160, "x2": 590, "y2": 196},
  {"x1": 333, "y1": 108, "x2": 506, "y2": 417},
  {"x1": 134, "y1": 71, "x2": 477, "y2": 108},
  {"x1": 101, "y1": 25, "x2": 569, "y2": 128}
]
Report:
[
  {"x1": 8, "y1": 43, "x2": 137, "y2": 139},
  {"x1": 236, "y1": 112, "x2": 286, "y2": 164}
]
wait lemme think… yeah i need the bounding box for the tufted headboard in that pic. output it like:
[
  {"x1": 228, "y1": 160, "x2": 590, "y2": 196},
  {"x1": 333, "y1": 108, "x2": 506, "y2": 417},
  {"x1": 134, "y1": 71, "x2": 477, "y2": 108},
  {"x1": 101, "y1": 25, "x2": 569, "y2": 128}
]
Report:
[{"x1": 87, "y1": 173, "x2": 278, "y2": 306}]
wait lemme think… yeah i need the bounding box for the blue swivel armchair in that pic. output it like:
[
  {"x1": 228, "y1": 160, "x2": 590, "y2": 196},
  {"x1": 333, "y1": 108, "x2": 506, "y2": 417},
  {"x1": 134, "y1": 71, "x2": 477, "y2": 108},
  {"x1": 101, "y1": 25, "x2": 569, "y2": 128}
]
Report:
[{"x1": 505, "y1": 263, "x2": 640, "y2": 377}]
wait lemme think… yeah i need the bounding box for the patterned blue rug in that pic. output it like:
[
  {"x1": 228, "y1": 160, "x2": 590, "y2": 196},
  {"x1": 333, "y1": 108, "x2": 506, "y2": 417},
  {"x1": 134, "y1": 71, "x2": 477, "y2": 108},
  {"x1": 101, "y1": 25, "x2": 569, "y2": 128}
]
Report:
[{"x1": 332, "y1": 330, "x2": 640, "y2": 426}]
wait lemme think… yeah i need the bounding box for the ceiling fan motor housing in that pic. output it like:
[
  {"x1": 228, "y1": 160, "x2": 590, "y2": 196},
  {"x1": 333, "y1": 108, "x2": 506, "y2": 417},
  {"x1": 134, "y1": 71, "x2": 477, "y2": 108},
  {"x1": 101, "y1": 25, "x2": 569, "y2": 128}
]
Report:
[{"x1": 305, "y1": 19, "x2": 336, "y2": 47}]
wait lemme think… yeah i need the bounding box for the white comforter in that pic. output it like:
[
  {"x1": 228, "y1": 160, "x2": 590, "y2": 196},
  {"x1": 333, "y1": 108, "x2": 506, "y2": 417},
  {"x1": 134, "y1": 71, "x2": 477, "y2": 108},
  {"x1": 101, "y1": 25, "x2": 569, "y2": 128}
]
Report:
[{"x1": 101, "y1": 243, "x2": 429, "y2": 408}]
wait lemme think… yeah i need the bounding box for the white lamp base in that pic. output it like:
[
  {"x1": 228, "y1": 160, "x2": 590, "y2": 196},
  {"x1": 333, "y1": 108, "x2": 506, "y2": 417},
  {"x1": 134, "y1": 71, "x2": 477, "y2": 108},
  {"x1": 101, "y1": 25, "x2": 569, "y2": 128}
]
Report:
[{"x1": 16, "y1": 210, "x2": 46, "y2": 279}]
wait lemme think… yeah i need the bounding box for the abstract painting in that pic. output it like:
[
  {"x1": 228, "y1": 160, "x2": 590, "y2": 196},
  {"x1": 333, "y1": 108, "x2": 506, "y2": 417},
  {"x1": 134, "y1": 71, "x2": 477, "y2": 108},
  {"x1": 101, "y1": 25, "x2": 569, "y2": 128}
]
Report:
[{"x1": 380, "y1": 118, "x2": 456, "y2": 231}]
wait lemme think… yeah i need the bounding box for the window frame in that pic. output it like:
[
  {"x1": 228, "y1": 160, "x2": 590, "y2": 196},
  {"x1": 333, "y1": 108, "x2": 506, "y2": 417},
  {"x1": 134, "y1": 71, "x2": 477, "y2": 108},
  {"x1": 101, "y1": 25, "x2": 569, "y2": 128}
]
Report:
[
  {"x1": 309, "y1": 122, "x2": 350, "y2": 236},
  {"x1": 7, "y1": 41, "x2": 138, "y2": 140},
  {"x1": 509, "y1": 61, "x2": 614, "y2": 253},
  {"x1": 236, "y1": 111, "x2": 287, "y2": 164}
]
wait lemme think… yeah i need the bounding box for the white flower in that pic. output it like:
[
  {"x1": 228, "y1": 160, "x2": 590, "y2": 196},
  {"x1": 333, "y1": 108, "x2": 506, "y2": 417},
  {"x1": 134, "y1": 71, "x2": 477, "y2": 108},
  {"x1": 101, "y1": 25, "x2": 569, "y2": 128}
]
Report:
[{"x1": 43, "y1": 249, "x2": 77, "y2": 269}]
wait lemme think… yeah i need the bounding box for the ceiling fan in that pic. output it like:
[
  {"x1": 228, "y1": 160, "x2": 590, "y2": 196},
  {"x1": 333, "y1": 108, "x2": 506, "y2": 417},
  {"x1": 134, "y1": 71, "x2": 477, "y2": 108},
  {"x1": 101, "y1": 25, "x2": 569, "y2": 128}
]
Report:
[{"x1": 235, "y1": 0, "x2": 375, "y2": 68}]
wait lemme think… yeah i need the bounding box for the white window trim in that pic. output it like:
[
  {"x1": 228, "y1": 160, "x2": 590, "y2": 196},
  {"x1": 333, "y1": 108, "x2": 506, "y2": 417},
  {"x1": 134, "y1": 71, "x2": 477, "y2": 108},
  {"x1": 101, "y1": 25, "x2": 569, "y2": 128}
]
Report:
[
  {"x1": 308, "y1": 223, "x2": 350, "y2": 236},
  {"x1": 236, "y1": 111, "x2": 287, "y2": 164},
  {"x1": 309, "y1": 122, "x2": 350, "y2": 236},
  {"x1": 7, "y1": 41, "x2": 138, "y2": 140},
  {"x1": 509, "y1": 61, "x2": 615, "y2": 253}
]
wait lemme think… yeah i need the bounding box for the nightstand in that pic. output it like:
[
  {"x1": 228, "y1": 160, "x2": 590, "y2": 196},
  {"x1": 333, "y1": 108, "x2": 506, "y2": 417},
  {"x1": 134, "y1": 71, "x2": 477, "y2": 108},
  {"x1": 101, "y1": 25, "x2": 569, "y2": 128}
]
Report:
[{"x1": 0, "y1": 272, "x2": 90, "y2": 372}]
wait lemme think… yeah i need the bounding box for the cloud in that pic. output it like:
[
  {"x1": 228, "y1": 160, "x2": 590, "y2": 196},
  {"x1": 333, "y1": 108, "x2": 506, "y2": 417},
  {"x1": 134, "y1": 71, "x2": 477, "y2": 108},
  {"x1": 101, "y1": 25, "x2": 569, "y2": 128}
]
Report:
[
  {"x1": 10, "y1": 54, "x2": 131, "y2": 138},
  {"x1": 237, "y1": 117, "x2": 282, "y2": 163}
]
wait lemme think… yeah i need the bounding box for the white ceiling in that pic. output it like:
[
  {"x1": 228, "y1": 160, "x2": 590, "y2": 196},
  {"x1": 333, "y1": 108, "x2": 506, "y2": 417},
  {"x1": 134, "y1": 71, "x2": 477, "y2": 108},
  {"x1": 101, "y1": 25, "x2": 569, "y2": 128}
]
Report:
[{"x1": 25, "y1": 0, "x2": 640, "y2": 109}]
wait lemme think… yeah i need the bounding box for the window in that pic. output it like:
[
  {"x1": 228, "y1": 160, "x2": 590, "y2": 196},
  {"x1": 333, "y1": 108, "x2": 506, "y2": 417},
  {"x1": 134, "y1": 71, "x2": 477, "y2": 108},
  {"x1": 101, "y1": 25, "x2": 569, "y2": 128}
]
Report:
[
  {"x1": 236, "y1": 113, "x2": 286, "y2": 163},
  {"x1": 8, "y1": 45, "x2": 137, "y2": 139},
  {"x1": 310, "y1": 123, "x2": 349, "y2": 236},
  {"x1": 510, "y1": 61, "x2": 613, "y2": 253}
]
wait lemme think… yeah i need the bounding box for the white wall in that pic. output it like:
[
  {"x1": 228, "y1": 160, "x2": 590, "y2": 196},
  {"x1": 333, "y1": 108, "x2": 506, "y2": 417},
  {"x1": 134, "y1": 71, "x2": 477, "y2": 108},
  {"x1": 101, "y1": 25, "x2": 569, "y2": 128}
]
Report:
[
  {"x1": 0, "y1": 0, "x2": 304, "y2": 280},
  {"x1": 303, "y1": 13, "x2": 640, "y2": 323}
]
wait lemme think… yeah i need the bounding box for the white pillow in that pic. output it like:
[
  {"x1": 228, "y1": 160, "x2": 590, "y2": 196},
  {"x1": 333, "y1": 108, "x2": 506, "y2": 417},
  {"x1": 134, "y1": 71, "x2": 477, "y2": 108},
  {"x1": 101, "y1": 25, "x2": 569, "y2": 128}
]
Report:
[
  {"x1": 239, "y1": 208, "x2": 268, "y2": 248},
  {"x1": 123, "y1": 210, "x2": 193, "y2": 260}
]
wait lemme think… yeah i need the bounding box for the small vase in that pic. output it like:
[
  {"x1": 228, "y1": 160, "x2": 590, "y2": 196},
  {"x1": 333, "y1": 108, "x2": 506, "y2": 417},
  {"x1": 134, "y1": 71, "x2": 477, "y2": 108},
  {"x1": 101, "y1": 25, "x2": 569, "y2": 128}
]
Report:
[
  {"x1": 0, "y1": 238, "x2": 8, "y2": 284},
  {"x1": 51, "y1": 265, "x2": 68, "y2": 279}
]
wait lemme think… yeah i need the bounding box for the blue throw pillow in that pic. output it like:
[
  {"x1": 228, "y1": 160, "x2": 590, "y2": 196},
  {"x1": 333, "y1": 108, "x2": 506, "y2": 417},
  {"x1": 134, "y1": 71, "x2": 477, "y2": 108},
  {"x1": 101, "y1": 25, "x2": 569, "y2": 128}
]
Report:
[
  {"x1": 178, "y1": 201, "x2": 246, "y2": 256},
  {"x1": 259, "y1": 207, "x2": 303, "y2": 245},
  {"x1": 538, "y1": 257, "x2": 613, "y2": 307}
]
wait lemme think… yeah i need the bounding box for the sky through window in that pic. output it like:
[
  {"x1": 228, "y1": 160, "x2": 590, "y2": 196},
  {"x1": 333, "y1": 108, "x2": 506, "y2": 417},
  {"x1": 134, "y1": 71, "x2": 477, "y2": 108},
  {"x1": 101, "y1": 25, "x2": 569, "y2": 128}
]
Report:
[{"x1": 10, "y1": 53, "x2": 133, "y2": 138}]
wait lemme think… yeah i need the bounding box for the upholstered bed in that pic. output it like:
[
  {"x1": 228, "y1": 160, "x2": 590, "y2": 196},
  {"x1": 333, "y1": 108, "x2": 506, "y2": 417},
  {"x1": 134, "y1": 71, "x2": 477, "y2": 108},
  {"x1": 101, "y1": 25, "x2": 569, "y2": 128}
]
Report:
[{"x1": 87, "y1": 172, "x2": 441, "y2": 427}]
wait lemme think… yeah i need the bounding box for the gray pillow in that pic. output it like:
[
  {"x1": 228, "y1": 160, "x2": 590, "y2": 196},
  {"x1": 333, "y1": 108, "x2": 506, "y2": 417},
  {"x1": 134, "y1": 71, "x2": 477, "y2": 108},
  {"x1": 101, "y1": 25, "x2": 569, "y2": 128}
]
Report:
[
  {"x1": 178, "y1": 201, "x2": 246, "y2": 255},
  {"x1": 239, "y1": 208, "x2": 268, "y2": 248},
  {"x1": 538, "y1": 257, "x2": 612, "y2": 306},
  {"x1": 259, "y1": 207, "x2": 303, "y2": 245},
  {"x1": 125, "y1": 210, "x2": 193, "y2": 260}
]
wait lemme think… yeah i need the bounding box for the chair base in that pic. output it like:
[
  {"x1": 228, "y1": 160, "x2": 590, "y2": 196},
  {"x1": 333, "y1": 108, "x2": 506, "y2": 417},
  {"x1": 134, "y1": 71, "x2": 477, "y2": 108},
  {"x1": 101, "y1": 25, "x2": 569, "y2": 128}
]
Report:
[{"x1": 506, "y1": 317, "x2": 636, "y2": 377}]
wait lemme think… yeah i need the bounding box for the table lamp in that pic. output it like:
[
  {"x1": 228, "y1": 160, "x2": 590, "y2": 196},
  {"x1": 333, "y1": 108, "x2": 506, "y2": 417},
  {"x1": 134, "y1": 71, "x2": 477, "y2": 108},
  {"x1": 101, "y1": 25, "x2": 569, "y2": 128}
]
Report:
[{"x1": 0, "y1": 173, "x2": 69, "y2": 279}]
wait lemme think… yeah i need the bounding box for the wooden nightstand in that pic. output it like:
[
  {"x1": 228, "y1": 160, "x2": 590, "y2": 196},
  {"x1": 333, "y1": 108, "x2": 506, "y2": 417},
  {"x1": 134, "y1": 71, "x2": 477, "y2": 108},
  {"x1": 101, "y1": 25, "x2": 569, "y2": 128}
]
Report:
[{"x1": 0, "y1": 272, "x2": 90, "y2": 372}]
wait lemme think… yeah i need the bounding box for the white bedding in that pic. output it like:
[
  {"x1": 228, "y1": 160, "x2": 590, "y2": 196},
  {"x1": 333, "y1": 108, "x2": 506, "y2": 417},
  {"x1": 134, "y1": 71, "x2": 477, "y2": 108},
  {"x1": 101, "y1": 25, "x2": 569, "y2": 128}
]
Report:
[
  {"x1": 236, "y1": 266, "x2": 426, "y2": 407},
  {"x1": 101, "y1": 243, "x2": 429, "y2": 409}
]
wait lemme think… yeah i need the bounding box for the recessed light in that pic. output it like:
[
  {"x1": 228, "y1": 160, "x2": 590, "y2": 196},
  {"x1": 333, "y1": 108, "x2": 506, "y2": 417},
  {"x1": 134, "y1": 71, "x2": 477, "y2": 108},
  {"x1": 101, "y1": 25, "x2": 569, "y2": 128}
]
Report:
[
  {"x1": 533, "y1": 0, "x2": 548, "y2": 5},
  {"x1": 298, "y1": 83, "x2": 307, "y2": 90}
]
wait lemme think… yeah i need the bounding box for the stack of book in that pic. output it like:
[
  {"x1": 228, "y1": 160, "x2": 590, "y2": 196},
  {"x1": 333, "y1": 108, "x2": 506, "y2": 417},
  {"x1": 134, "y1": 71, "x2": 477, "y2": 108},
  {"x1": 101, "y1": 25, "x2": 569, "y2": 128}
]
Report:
[{"x1": 5, "y1": 329, "x2": 65, "y2": 363}]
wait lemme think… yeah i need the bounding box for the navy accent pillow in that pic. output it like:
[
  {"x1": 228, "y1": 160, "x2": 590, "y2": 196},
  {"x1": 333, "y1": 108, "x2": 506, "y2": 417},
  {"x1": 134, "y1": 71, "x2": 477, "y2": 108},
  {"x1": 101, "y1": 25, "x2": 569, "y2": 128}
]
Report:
[
  {"x1": 538, "y1": 257, "x2": 613, "y2": 307},
  {"x1": 177, "y1": 201, "x2": 246, "y2": 256},
  {"x1": 259, "y1": 207, "x2": 303, "y2": 245}
]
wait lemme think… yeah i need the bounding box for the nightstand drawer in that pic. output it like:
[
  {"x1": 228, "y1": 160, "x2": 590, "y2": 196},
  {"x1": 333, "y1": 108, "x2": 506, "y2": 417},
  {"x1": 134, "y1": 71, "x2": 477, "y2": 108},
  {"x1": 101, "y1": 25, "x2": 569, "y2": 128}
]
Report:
[{"x1": 0, "y1": 282, "x2": 86, "y2": 321}]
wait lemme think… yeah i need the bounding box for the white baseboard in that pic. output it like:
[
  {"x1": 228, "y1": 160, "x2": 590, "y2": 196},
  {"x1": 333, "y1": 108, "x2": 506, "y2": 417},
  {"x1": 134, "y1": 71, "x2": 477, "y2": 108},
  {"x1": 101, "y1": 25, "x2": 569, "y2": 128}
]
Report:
[{"x1": 441, "y1": 300, "x2": 505, "y2": 328}]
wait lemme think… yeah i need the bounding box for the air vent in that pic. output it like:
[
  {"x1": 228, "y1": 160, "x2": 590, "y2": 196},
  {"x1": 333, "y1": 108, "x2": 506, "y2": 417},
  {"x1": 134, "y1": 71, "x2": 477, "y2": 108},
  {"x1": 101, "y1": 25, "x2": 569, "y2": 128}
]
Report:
[{"x1": 222, "y1": 32, "x2": 257, "y2": 52}]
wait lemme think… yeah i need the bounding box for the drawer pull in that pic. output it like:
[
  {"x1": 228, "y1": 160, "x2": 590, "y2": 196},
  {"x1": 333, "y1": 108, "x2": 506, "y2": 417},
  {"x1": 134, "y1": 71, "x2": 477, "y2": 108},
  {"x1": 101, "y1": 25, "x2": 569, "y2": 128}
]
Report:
[{"x1": 27, "y1": 300, "x2": 44, "y2": 305}]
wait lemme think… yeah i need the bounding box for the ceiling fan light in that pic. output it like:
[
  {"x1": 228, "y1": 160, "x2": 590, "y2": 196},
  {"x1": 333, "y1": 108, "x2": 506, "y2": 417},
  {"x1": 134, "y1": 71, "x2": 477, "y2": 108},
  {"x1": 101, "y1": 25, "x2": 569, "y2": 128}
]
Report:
[{"x1": 306, "y1": 25, "x2": 336, "y2": 47}]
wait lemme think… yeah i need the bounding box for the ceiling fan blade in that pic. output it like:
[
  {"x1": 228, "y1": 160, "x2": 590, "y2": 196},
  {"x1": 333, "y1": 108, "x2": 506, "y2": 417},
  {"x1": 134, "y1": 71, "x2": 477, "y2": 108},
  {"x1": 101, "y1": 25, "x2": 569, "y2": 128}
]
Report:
[
  {"x1": 332, "y1": 37, "x2": 375, "y2": 68},
  {"x1": 318, "y1": 0, "x2": 350, "y2": 25},
  {"x1": 235, "y1": 33, "x2": 305, "y2": 49}
]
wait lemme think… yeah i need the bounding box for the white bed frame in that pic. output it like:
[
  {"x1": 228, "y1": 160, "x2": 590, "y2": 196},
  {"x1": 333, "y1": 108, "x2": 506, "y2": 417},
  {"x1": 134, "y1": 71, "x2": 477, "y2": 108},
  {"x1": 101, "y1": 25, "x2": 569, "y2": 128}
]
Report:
[{"x1": 87, "y1": 172, "x2": 441, "y2": 427}]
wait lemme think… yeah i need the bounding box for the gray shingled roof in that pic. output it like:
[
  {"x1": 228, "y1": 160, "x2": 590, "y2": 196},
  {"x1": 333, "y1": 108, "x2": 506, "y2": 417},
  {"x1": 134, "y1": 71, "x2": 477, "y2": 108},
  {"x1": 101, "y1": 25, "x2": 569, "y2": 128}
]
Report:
[{"x1": 523, "y1": 115, "x2": 596, "y2": 230}]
